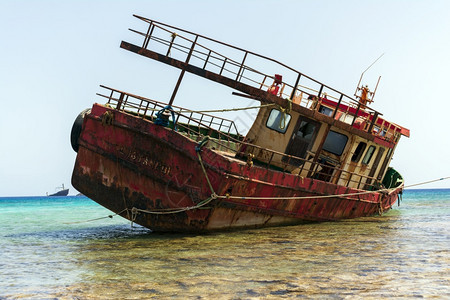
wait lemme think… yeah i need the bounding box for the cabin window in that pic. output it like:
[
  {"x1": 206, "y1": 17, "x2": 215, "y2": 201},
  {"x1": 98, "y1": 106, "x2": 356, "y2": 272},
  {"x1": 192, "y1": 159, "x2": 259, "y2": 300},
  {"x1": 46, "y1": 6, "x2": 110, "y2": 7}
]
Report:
[
  {"x1": 319, "y1": 105, "x2": 333, "y2": 117},
  {"x1": 266, "y1": 109, "x2": 291, "y2": 133},
  {"x1": 373, "y1": 126, "x2": 387, "y2": 137},
  {"x1": 351, "y1": 142, "x2": 367, "y2": 162},
  {"x1": 323, "y1": 130, "x2": 348, "y2": 156},
  {"x1": 296, "y1": 121, "x2": 317, "y2": 140},
  {"x1": 362, "y1": 145, "x2": 376, "y2": 165}
]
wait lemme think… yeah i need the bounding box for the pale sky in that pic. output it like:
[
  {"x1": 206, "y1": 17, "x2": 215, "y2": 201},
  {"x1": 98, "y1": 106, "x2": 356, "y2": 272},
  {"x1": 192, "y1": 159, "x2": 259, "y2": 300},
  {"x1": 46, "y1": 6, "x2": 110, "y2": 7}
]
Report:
[{"x1": 1, "y1": 0, "x2": 449, "y2": 196}]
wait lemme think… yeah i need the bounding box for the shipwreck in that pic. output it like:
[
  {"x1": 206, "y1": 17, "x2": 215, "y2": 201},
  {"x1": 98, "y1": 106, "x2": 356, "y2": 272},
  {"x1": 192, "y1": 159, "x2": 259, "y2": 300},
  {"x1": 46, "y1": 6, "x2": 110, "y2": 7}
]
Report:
[{"x1": 70, "y1": 15, "x2": 409, "y2": 232}]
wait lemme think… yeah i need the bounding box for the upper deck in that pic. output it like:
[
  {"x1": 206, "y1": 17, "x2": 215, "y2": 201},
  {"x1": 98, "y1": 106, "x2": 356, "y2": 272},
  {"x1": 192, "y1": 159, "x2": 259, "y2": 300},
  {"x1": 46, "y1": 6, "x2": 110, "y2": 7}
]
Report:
[
  {"x1": 97, "y1": 15, "x2": 411, "y2": 191},
  {"x1": 120, "y1": 15, "x2": 409, "y2": 147}
]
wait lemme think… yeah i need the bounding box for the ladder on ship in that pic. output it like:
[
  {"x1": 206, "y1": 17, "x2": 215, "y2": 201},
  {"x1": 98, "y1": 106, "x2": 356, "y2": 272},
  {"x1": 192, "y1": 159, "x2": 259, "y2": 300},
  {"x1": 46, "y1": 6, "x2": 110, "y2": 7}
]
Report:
[{"x1": 120, "y1": 15, "x2": 382, "y2": 131}]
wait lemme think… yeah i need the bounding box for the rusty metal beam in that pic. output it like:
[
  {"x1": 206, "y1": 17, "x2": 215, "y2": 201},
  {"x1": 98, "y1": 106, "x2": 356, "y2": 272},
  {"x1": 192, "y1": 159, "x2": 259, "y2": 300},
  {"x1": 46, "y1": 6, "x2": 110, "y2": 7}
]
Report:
[
  {"x1": 121, "y1": 41, "x2": 286, "y2": 106},
  {"x1": 168, "y1": 36, "x2": 198, "y2": 106}
]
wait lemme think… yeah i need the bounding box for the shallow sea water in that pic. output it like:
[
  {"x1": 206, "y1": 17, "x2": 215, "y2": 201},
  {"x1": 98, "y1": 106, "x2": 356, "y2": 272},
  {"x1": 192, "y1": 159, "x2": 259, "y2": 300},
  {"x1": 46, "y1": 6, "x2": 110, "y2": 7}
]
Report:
[{"x1": 0, "y1": 189, "x2": 449, "y2": 299}]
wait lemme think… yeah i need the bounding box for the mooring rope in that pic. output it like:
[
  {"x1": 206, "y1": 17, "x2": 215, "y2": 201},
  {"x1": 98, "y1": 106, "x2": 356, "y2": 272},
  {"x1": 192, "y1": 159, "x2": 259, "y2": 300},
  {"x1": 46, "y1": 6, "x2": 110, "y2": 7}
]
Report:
[
  {"x1": 67, "y1": 166, "x2": 449, "y2": 221},
  {"x1": 131, "y1": 195, "x2": 216, "y2": 215},
  {"x1": 196, "y1": 142, "x2": 215, "y2": 195},
  {"x1": 214, "y1": 176, "x2": 450, "y2": 201},
  {"x1": 218, "y1": 177, "x2": 450, "y2": 201},
  {"x1": 215, "y1": 186, "x2": 398, "y2": 201},
  {"x1": 128, "y1": 175, "x2": 449, "y2": 216},
  {"x1": 121, "y1": 103, "x2": 274, "y2": 114},
  {"x1": 180, "y1": 103, "x2": 275, "y2": 114},
  {"x1": 122, "y1": 137, "x2": 219, "y2": 217},
  {"x1": 63, "y1": 209, "x2": 128, "y2": 224},
  {"x1": 403, "y1": 176, "x2": 450, "y2": 189}
]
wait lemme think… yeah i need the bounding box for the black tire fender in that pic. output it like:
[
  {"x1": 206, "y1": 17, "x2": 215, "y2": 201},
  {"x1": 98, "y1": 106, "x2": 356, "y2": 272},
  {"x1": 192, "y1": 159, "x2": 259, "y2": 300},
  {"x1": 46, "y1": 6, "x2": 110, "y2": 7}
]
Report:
[{"x1": 70, "y1": 108, "x2": 91, "y2": 152}]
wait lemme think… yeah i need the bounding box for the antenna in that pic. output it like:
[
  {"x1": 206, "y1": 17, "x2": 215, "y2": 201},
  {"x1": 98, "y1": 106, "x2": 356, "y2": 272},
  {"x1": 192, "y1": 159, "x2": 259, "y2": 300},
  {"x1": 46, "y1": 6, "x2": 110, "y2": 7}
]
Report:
[
  {"x1": 355, "y1": 53, "x2": 385, "y2": 96},
  {"x1": 371, "y1": 76, "x2": 382, "y2": 101}
]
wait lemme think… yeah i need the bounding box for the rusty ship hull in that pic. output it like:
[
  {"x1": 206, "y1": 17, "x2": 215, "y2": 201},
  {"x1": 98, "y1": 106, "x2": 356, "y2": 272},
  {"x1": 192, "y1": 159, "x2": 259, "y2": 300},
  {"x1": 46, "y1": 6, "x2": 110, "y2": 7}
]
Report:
[{"x1": 72, "y1": 104, "x2": 402, "y2": 232}]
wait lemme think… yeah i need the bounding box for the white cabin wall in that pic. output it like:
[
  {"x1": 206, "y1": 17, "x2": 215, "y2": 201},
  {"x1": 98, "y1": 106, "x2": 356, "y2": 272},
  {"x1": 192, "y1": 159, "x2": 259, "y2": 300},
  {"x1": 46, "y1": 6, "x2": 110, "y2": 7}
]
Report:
[
  {"x1": 244, "y1": 107, "x2": 299, "y2": 165},
  {"x1": 243, "y1": 106, "x2": 401, "y2": 190},
  {"x1": 336, "y1": 136, "x2": 393, "y2": 189}
]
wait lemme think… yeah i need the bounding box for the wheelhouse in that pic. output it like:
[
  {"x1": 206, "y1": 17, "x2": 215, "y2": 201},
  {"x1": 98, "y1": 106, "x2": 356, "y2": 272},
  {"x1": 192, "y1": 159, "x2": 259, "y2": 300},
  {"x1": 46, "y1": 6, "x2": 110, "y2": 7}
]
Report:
[{"x1": 241, "y1": 95, "x2": 409, "y2": 190}]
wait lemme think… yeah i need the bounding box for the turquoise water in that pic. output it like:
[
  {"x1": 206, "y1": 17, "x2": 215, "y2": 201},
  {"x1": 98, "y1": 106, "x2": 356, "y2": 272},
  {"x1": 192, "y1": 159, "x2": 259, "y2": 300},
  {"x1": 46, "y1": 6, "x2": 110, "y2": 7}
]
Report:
[{"x1": 0, "y1": 189, "x2": 449, "y2": 299}]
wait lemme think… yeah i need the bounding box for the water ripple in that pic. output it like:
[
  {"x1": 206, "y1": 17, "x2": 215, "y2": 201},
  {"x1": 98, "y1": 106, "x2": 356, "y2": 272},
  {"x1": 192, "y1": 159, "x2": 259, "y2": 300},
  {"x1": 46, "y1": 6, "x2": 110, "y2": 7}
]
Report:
[{"x1": 0, "y1": 191, "x2": 449, "y2": 298}]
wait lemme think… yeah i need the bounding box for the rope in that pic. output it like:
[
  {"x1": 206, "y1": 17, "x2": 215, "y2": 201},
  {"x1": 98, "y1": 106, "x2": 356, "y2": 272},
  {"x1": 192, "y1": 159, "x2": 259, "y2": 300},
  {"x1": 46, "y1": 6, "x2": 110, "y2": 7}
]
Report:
[
  {"x1": 179, "y1": 103, "x2": 275, "y2": 114},
  {"x1": 154, "y1": 105, "x2": 177, "y2": 130},
  {"x1": 215, "y1": 176, "x2": 450, "y2": 202},
  {"x1": 131, "y1": 196, "x2": 216, "y2": 215},
  {"x1": 403, "y1": 176, "x2": 450, "y2": 189},
  {"x1": 216, "y1": 185, "x2": 399, "y2": 201},
  {"x1": 130, "y1": 207, "x2": 138, "y2": 228},
  {"x1": 63, "y1": 209, "x2": 128, "y2": 224},
  {"x1": 129, "y1": 103, "x2": 273, "y2": 114},
  {"x1": 67, "y1": 174, "x2": 449, "y2": 220},
  {"x1": 277, "y1": 98, "x2": 292, "y2": 130},
  {"x1": 196, "y1": 138, "x2": 215, "y2": 195},
  {"x1": 129, "y1": 137, "x2": 218, "y2": 215}
]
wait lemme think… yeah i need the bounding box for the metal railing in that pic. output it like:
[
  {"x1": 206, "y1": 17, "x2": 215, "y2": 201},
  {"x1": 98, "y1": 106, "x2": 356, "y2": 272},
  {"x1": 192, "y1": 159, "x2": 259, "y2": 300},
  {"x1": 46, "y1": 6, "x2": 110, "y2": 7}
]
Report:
[
  {"x1": 98, "y1": 85, "x2": 241, "y2": 142},
  {"x1": 126, "y1": 15, "x2": 387, "y2": 139},
  {"x1": 97, "y1": 85, "x2": 381, "y2": 190},
  {"x1": 236, "y1": 143, "x2": 382, "y2": 190}
]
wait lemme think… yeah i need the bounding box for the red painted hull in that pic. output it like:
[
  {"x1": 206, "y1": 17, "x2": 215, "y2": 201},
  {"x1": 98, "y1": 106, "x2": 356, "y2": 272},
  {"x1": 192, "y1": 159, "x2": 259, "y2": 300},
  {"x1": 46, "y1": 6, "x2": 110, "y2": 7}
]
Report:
[{"x1": 72, "y1": 104, "x2": 402, "y2": 232}]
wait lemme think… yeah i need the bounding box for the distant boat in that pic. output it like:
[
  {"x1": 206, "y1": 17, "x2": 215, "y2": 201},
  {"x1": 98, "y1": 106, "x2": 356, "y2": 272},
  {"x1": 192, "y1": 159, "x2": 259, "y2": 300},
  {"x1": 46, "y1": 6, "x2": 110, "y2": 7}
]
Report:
[{"x1": 47, "y1": 184, "x2": 69, "y2": 197}]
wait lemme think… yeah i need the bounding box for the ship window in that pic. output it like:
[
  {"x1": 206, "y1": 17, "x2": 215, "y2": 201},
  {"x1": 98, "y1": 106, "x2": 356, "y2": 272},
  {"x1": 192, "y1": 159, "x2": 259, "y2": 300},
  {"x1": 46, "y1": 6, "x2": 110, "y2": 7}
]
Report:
[
  {"x1": 373, "y1": 126, "x2": 387, "y2": 137},
  {"x1": 323, "y1": 130, "x2": 348, "y2": 156},
  {"x1": 362, "y1": 145, "x2": 376, "y2": 165},
  {"x1": 351, "y1": 142, "x2": 367, "y2": 162},
  {"x1": 296, "y1": 121, "x2": 317, "y2": 141},
  {"x1": 266, "y1": 109, "x2": 291, "y2": 133},
  {"x1": 319, "y1": 105, "x2": 333, "y2": 117}
]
